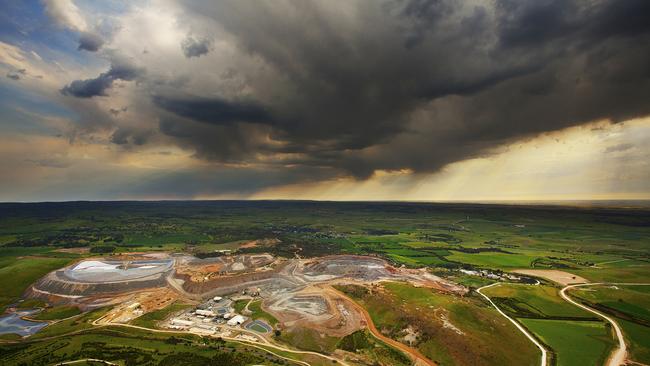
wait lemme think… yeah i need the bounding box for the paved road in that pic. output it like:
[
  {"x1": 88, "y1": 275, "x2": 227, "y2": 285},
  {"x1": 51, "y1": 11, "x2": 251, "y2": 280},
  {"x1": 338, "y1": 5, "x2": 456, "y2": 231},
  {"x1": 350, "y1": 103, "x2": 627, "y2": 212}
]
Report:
[
  {"x1": 560, "y1": 283, "x2": 650, "y2": 366},
  {"x1": 54, "y1": 358, "x2": 119, "y2": 365},
  {"x1": 104, "y1": 322, "x2": 347, "y2": 366},
  {"x1": 330, "y1": 286, "x2": 437, "y2": 366},
  {"x1": 477, "y1": 283, "x2": 548, "y2": 366}
]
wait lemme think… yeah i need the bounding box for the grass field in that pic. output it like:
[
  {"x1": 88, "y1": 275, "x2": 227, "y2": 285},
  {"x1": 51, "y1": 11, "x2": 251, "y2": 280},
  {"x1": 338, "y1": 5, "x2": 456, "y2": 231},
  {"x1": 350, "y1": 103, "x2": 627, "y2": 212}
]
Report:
[
  {"x1": 279, "y1": 326, "x2": 340, "y2": 353},
  {"x1": 0, "y1": 327, "x2": 294, "y2": 366},
  {"x1": 248, "y1": 300, "x2": 279, "y2": 326},
  {"x1": 2, "y1": 201, "x2": 649, "y2": 283},
  {"x1": 572, "y1": 285, "x2": 650, "y2": 322},
  {"x1": 570, "y1": 285, "x2": 650, "y2": 364},
  {"x1": 233, "y1": 299, "x2": 248, "y2": 313},
  {"x1": 337, "y1": 330, "x2": 412, "y2": 366},
  {"x1": 30, "y1": 307, "x2": 111, "y2": 339},
  {"x1": 445, "y1": 250, "x2": 542, "y2": 269},
  {"x1": 618, "y1": 319, "x2": 650, "y2": 364},
  {"x1": 32, "y1": 305, "x2": 81, "y2": 320},
  {"x1": 338, "y1": 282, "x2": 539, "y2": 366},
  {"x1": 481, "y1": 284, "x2": 593, "y2": 319},
  {"x1": 0, "y1": 249, "x2": 74, "y2": 311},
  {"x1": 519, "y1": 319, "x2": 614, "y2": 366},
  {"x1": 130, "y1": 302, "x2": 192, "y2": 328},
  {"x1": 0, "y1": 201, "x2": 649, "y2": 365}
]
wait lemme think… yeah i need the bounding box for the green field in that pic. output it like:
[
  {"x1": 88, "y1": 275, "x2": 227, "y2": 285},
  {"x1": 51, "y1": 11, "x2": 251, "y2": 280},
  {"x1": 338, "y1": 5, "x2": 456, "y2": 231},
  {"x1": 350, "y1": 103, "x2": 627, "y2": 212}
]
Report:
[
  {"x1": 279, "y1": 326, "x2": 340, "y2": 353},
  {"x1": 247, "y1": 300, "x2": 279, "y2": 326},
  {"x1": 130, "y1": 303, "x2": 192, "y2": 328},
  {"x1": 0, "y1": 248, "x2": 75, "y2": 311},
  {"x1": 337, "y1": 330, "x2": 412, "y2": 366},
  {"x1": 2, "y1": 202, "x2": 649, "y2": 280},
  {"x1": 520, "y1": 319, "x2": 614, "y2": 366},
  {"x1": 571, "y1": 285, "x2": 650, "y2": 322},
  {"x1": 0, "y1": 201, "x2": 648, "y2": 365},
  {"x1": 30, "y1": 307, "x2": 111, "y2": 340},
  {"x1": 482, "y1": 284, "x2": 593, "y2": 319},
  {"x1": 338, "y1": 281, "x2": 539, "y2": 366},
  {"x1": 445, "y1": 250, "x2": 542, "y2": 269},
  {"x1": 570, "y1": 285, "x2": 650, "y2": 364},
  {"x1": 233, "y1": 299, "x2": 248, "y2": 313},
  {"x1": 0, "y1": 327, "x2": 295, "y2": 366},
  {"x1": 32, "y1": 305, "x2": 82, "y2": 320},
  {"x1": 619, "y1": 319, "x2": 650, "y2": 364}
]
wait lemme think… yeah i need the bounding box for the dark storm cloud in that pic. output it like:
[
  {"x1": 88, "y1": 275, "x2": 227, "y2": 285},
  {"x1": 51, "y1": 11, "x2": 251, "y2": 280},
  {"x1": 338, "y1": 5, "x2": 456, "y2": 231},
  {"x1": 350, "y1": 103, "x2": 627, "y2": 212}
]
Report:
[
  {"x1": 107, "y1": 0, "x2": 650, "y2": 190},
  {"x1": 153, "y1": 95, "x2": 275, "y2": 126},
  {"x1": 110, "y1": 126, "x2": 150, "y2": 145},
  {"x1": 6, "y1": 73, "x2": 20, "y2": 80},
  {"x1": 61, "y1": 58, "x2": 144, "y2": 98},
  {"x1": 109, "y1": 106, "x2": 128, "y2": 116},
  {"x1": 78, "y1": 32, "x2": 105, "y2": 52},
  {"x1": 181, "y1": 35, "x2": 211, "y2": 58},
  {"x1": 118, "y1": 165, "x2": 336, "y2": 198}
]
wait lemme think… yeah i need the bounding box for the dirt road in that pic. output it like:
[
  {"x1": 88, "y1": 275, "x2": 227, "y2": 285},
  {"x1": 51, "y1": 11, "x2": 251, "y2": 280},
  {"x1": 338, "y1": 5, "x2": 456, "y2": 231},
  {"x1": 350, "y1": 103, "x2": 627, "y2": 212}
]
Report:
[
  {"x1": 560, "y1": 283, "x2": 650, "y2": 366},
  {"x1": 54, "y1": 358, "x2": 119, "y2": 366},
  {"x1": 477, "y1": 283, "x2": 548, "y2": 366},
  {"x1": 102, "y1": 322, "x2": 350, "y2": 366},
  {"x1": 329, "y1": 286, "x2": 437, "y2": 366}
]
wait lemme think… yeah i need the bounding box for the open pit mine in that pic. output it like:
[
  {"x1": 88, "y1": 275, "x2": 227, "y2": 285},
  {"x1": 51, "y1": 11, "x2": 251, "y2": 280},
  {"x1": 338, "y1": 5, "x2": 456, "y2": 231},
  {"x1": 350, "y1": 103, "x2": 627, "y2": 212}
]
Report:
[{"x1": 25, "y1": 253, "x2": 466, "y2": 345}]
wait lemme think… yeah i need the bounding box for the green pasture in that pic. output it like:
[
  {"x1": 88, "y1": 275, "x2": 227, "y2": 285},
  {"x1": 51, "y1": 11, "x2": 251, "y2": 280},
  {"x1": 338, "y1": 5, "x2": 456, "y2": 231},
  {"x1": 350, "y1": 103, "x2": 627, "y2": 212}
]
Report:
[
  {"x1": 339, "y1": 281, "x2": 539, "y2": 366},
  {"x1": 0, "y1": 327, "x2": 291, "y2": 366},
  {"x1": 482, "y1": 283, "x2": 593, "y2": 319},
  {"x1": 247, "y1": 300, "x2": 279, "y2": 326},
  {"x1": 571, "y1": 285, "x2": 650, "y2": 322},
  {"x1": 32, "y1": 305, "x2": 81, "y2": 320},
  {"x1": 0, "y1": 251, "x2": 73, "y2": 311},
  {"x1": 519, "y1": 319, "x2": 614, "y2": 366},
  {"x1": 618, "y1": 319, "x2": 650, "y2": 364},
  {"x1": 130, "y1": 302, "x2": 192, "y2": 328}
]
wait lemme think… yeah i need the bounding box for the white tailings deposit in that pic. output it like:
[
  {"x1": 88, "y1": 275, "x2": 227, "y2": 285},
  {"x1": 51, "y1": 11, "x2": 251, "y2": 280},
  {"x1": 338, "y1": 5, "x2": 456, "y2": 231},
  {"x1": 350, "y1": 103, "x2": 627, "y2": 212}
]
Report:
[
  {"x1": 31, "y1": 258, "x2": 174, "y2": 298},
  {"x1": 64, "y1": 259, "x2": 173, "y2": 283}
]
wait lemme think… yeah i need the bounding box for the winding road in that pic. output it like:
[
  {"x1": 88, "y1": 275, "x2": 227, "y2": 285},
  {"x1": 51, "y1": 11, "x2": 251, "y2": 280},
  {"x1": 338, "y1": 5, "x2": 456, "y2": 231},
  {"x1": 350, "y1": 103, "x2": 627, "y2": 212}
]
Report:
[
  {"x1": 477, "y1": 283, "x2": 548, "y2": 366},
  {"x1": 479, "y1": 281, "x2": 650, "y2": 366},
  {"x1": 560, "y1": 283, "x2": 650, "y2": 366},
  {"x1": 54, "y1": 358, "x2": 119, "y2": 366},
  {"x1": 329, "y1": 286, "x2": 437, "y2": 366},
  {"x1": 98, "y1": 322, "x2": 348, "y2": 366}
]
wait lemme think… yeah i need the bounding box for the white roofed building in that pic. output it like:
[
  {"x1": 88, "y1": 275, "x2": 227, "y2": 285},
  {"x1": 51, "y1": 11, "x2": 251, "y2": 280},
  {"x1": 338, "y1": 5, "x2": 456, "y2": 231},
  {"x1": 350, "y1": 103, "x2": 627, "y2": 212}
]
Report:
[{"x1": 227, "y1": 315, "x2": 247, "y2": 326}]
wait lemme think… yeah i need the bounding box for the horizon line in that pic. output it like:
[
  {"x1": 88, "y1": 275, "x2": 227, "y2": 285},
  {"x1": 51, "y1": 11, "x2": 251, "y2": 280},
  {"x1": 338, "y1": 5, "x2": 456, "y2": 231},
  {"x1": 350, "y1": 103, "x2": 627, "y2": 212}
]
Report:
[{"x1": 2, "y1": 198, "x2": 650, "y2": 209}]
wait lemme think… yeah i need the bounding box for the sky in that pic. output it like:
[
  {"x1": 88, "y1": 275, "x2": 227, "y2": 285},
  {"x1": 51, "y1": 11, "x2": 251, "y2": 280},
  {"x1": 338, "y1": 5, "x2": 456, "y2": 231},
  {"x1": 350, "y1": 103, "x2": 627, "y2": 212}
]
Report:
[{"x1": 0, "y1": 0, "x2": 649, "y2": 202}]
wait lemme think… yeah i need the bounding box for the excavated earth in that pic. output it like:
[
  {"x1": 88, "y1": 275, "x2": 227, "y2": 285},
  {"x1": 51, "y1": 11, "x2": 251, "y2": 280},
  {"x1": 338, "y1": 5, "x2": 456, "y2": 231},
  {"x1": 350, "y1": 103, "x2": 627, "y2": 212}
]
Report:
[{"x1": 27, "y1": 252, "x2": 465, "y2": 337}]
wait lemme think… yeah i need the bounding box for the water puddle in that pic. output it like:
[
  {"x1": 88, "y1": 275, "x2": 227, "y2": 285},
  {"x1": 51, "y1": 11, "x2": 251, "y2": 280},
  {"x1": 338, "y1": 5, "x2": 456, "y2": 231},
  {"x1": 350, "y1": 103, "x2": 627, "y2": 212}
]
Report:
[{"x1": 0, "y1": 309, "x2": 48, "y2": 337}]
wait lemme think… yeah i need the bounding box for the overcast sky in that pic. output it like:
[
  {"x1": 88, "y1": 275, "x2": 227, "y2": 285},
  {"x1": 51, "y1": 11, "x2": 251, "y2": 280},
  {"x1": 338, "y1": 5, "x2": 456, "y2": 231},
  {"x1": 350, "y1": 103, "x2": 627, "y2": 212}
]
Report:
[{"x1": 1, "y1": 0, "x2": 649, "y2": 202}]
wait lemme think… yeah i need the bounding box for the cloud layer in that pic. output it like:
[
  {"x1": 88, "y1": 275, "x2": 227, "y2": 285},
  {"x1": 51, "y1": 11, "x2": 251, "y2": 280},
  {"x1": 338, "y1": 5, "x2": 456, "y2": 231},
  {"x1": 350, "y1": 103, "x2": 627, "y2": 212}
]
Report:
[{"x1": 2, "y1": 0, "x2": 650, "y2": 199}]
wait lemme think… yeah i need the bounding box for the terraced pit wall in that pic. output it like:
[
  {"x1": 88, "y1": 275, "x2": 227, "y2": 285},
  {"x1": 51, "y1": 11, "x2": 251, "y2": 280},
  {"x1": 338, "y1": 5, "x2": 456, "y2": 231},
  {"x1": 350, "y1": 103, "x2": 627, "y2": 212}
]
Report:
[
  {"x1": 177, "y1": 263, "x2": 292, "y2": 297},
  {"x1": 30, "y1": 270, "x2": 169, "y2": 297}
]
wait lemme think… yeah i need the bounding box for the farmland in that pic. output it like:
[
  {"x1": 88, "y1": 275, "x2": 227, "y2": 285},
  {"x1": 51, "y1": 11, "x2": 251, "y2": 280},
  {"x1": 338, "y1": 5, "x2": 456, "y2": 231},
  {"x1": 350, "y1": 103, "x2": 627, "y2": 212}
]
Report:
[
  {"x1": 337, "y1": 281, "x2": 540, "y2": 366},
  {"x1": 0, "y1": 201, "x2": 648, "y2": 366},
  {"x1": 481, "y1": 283, "x2": 594, "y2": 319},
  {"x1": 569, "y1": 284, "x2": 650, "y2": 364},
  {"x1": 0, "y1": 327, "x2": 294, "y2": 366},
  {"x1": 519, "y1": 319, "x2": 614, "y2": 366}
]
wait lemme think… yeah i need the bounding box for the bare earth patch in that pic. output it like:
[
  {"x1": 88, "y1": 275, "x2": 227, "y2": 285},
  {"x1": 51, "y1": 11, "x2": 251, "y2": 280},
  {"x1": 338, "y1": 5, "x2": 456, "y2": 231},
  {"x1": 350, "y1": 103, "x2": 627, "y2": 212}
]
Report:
[
  {"x1": 513, "y1": 269, "x2": 588, "y2": 285},
  {"x1": 54, "y1": 247, "x2": 90, "y2": 254}
]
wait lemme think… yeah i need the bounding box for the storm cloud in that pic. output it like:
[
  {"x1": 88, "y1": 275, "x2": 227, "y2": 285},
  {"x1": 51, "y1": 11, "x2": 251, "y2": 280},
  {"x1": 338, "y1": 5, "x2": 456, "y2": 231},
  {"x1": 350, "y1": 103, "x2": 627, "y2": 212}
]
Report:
[
  {"x1": 154, "y1": 95, "x2": 275, "y2": 126},
  {"x1": 141, "y1": 0, "x2": 649, "y2": 180},
  {"x1": 181, "y1": 35, "x2": 211, "y2": 58},
  {"x1": 78, "y1": 32, "x2": 105, "y2": 52},
  {"x1": 8, "y1": 0, "x2": 650, "y2": 198},
  {"x1": 61, "y1": 58, "x2": 143, "y2": 98}
]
